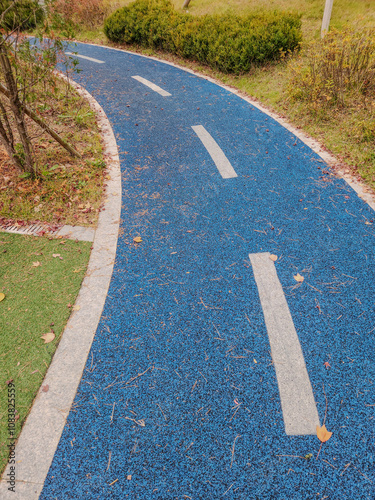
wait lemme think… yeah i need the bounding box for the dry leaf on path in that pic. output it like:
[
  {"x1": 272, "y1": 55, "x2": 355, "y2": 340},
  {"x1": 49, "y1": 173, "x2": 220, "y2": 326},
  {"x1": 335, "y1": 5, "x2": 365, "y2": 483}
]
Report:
[
  {"x1": 42, "y1": 385, "x2": 49, "y2": 392},
  {"x1": 317, "y1": 424, "x2": 332, "y2": 443},
  {"x1": 72, "y1": 305, "x2": 81, "y2": 311},
  {"x1": 41, "y1": 331, "x2": 55, "y2": 344},
  {"x1": 294, "y1": 273, "x2": 304, "y2": 282},
  {"x1": 269, "y1": 254, "x2": 278, "y2": 262},
  {"x1": 0, "y1": 293, "x2": 5, "y2": 302},
  {"x1": 133, "y1": 237, "x2": 142, "y2": 243}
]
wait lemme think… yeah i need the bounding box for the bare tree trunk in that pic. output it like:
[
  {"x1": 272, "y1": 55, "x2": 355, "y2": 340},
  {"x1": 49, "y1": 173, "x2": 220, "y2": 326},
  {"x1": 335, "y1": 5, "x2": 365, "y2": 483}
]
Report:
[
  {"x1": 321, "y1": 0, "x2": 334, "y2": 38},
  {"x1": 0, "y1": 99, "x2": 15, "y2": 148},
  {"x1": 0, "y1": 82, "x2": 82, "y2": 158},
  {"x1": 0, "y1": 43, "x2": 36, "y2": 176},
  {"x1": 0, "y1": 113, "x2": 23, "y2": 170}
]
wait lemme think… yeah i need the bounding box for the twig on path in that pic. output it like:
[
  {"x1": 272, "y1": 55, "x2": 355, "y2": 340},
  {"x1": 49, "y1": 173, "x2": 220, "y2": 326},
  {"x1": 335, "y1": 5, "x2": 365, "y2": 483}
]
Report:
[
  {"x1": 340, "y1": 463, "x2": 351, "y2": 476},
  {"x1": 230, "y1": 435, "x2": 241, "y2": 468},
  {"x1": 124, "y1": 416, "x2": 145, "y2": 427},
  {"x1": 199, "y1": 297, "x2": 208, "y2": 308},
  {"x1": 351, "y1": 464, "x2": 373, "y2": 483},
  {"x1": 104, "y1": 365, "x2": 154, "y2": 391},
  {"x1": 157, "y1": 403, "x2": 167, "y2": 421},
  {"x1": 199, "y1": 297, "x2": 223, "y2": 310},
  {"x1": 229, "y1": 403, "x2": 242, "y2": 422},
  {"x1": 212, "y1": 322, "x2": 225, "y2": 340},
  {"x1": 316, "y1": 383, "x2": 330, "y2": 460},
  {"x1": 191, "y1": 380, "x2": 198, "y2": 393},
  {"x1": 323, "y1": 383, "x2": 328, "y2": 426},
  {"x1": 198, "y1": 370, "x2": 208, "y2": 383},
  {"x1": 106, "y1": 451, "x2": 112, "y2": 472},
  {"x1": 110, "y1": 402, "x2": 115, "y2": 423},
  {"x1": 223, "y1": 483, "x2": 234, "y2": 496},
  {"x1": 322, "y1": 459, "x2": 337, "y2": 469}
]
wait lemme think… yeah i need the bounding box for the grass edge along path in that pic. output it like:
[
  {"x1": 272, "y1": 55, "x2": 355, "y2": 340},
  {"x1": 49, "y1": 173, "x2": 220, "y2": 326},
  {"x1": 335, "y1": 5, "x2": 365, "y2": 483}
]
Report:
[{"x1": 0, "y1": 233, "x2": 92, "y2": 474}]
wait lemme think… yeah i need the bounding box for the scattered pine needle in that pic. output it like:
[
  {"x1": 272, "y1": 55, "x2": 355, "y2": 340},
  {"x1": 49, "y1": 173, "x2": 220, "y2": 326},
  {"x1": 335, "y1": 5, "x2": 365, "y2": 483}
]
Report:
[
  {"x1": 230, "y1": 435, "x2": 241, "y2": 468},
  {"x1": 106, "y1": 451, "x2": 112, "y2": 472}
]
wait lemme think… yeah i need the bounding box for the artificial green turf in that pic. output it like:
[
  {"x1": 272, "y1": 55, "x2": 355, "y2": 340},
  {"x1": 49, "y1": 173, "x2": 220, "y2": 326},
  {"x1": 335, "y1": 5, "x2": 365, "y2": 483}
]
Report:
[{"x1": 0, "y1": 233, "x2": 91, "y2": 473}]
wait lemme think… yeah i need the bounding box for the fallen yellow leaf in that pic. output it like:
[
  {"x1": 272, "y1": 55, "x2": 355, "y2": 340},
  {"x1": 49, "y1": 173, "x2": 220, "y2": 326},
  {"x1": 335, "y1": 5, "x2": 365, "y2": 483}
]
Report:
[
  {"x1": 269, "y1": 254, "x2": 278, "y2": 262},
  {"x1": 41, "y1": 331, "x2": 55, "y2": 344},
  {"x1": 294, "y1": 273, "x2": 304, "y2": 282},
  {"x1": 72, "y1": 305, "x2": 81, "y2": 311},
  {"x1": 133, "y1": 237, "x2": 142, "y2": 243},
  {"x1": 0, "y1": 293, "x2": 5, "y2": 302},
  {"x1": 316, "y1": 424, "x2": 332, "y2": 443}
]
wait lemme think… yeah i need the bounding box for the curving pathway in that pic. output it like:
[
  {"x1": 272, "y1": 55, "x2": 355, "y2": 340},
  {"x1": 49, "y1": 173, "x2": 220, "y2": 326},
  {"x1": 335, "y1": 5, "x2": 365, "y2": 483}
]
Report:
[{"x1": 2, "y1": 42, "x2": 375, "y2": 499}]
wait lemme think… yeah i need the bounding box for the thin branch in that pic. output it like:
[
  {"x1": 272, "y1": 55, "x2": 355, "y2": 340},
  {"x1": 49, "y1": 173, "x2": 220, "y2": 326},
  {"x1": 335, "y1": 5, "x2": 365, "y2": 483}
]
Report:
[
  {"x1": 322, "y1": 383, "x2": 328, "y2": 426},
  {"x1": 0, "y1": 114, "x2": 22, "y2": 170},
  {"x1": 230, "y1": 435, "x2": 241, "y2": 468},
  {"x1": 0, "y1": 0, "x2": 21, "y2": 24},
  {"x1": 0, "y1": 98, "x2": 14, "y2": 147},
  {"x1": 0, "y1": 82, "x2": 81, "y2": 158}
]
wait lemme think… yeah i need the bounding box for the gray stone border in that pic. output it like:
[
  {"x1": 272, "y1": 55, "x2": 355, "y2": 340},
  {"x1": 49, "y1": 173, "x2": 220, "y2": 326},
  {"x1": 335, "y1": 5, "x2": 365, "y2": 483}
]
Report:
[
  {"x1": 0, "y1": 223, "x2": 95, "y2": 242},
  {"x1": 0, "y1": 79, "x2": 121, "y2": 500}
]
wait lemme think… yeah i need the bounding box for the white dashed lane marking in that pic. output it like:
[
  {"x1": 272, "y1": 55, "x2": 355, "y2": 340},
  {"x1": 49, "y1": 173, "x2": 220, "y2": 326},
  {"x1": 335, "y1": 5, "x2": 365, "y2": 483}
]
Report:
[
  {"x1": 131, "y1": 75, "x2": 171, "y2": 96},
  {"x1": 65, "y1": 52, "x2": 105, "y2": 64},
  {"x1": 250, "y1": 252, "x2": 320, "y2": 435},
  {"x1": 192, "y1": 125, "x2": 237, "y2": 179}
]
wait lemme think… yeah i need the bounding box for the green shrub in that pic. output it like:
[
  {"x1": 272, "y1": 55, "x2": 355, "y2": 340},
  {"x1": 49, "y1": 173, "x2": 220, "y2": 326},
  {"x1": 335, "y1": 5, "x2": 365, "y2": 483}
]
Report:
[
  {"x1": 0, "y1": 0, "x2": 44, "y2": 30},
  {"x1": 287, "y1": 28, "x2": 375, "y2": 107},
  {"x1": 104, "y1": 0, "x2": 302, "y2": 74}
]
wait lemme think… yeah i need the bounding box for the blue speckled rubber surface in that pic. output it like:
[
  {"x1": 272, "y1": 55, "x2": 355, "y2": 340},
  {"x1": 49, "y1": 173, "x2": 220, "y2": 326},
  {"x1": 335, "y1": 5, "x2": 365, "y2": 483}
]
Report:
[{"x1": 40, "y1": 43, "x2": 375, "y2": 499}]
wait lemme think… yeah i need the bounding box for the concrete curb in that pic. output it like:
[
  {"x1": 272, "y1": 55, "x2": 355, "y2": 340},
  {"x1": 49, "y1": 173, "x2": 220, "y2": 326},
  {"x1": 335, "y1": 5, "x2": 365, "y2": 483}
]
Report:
[
  {"x1": 0, "y1": 79, "x2": 121, "y2": 499},
  {"x1": 0, "y1": 222, "x2": 95, "y2": 242}
]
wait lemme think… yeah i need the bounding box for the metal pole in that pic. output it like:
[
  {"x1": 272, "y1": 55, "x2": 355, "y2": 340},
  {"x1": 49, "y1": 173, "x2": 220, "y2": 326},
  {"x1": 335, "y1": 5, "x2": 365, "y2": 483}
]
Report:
[{"x1": 321, "y1": 0, "x2": 333, "y2": 38}]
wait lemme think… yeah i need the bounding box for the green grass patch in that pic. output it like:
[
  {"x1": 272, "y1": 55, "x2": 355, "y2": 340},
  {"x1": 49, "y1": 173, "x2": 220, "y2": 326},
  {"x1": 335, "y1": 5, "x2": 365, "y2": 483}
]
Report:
[{"x1": 0, "y1": 233, "x2": 91, "y2": 473}]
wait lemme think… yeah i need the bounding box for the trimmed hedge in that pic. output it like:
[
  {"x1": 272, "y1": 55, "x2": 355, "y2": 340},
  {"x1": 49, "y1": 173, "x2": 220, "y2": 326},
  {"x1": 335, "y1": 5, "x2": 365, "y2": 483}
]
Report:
[{"x1": 104, "y1": 0, "x2": 302, "y2": 74}]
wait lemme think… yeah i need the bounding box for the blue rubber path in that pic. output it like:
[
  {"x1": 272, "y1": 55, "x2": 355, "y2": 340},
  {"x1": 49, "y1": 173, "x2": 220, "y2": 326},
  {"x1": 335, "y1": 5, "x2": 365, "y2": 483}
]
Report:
[{"x1": 40, "y1": 43, "x2": 375, "y2": 499}]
